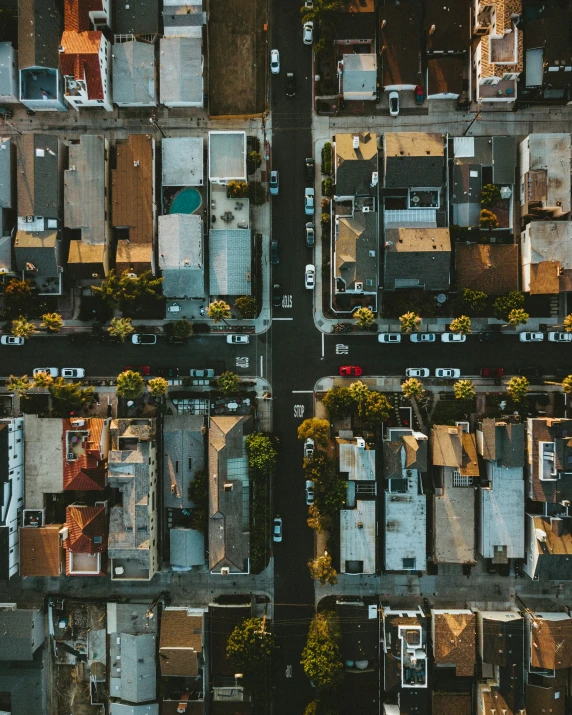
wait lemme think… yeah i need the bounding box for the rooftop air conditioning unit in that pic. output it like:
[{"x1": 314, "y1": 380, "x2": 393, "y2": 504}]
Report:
[
  {"x1": 371, "y1": 172, "x2": 378, "y2": 187},
  {"x1": 69, "y1": 165, "x2": 76, "y2": 171},
  {"x1": 353, "y1": 135, "x2": 360, "y2": 149},
  {"x1": 221, "y1": 567, "x2": 230, "y2": 575},
  {"x1": 355, "y1": 282, "x2": 363, "y2": 291},
  {"x1": 67, "y1": 452, "x2": 76, "y2": 461},
  {"x1": 357, "y1": 522, "x2": 364, "y2": 529},
  {"x1": 67, "y1": 80, "x2": 78, "y2": 90},
  {"x1": 363, "y1": 206, "x2": 370, "y2": 212},
  {"x1": 25, "y1": 216, "x2": 33, "y2": 223}
]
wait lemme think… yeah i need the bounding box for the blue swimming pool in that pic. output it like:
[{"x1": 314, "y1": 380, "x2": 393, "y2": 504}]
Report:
[{"x1": 170, "y1": 187, "x2": 202, "y2": 214}]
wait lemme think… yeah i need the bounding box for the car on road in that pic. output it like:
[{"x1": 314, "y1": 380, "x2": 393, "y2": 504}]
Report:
[
  {"x1": 132, "y1": 334, "x2": 157, "y2": 345},
  {"x1": 190, "y1": 369, "x2": 215, "y2": 378},
  {"x1": 166, "y1": 335, "x2": 188, "y2": 345},
  {"x1": 272, "y1": 283, "x2": 283, "y2": 308},
  {"x1": 1, "y1": 335, "x2": 24, "y2": 346},
  {"x1": 305, "y1": 223, "x2": 315, "y2": 247},
  {"x1": 156, "y1": 367, "x2": 180, "y2": 378},
  {"x1": 411, "y1": 333, "x2": 436, "y2": 343},
  {"x1": 435, "y1": 368, "x2": 461, "y2": 378},
  {"x1": 480, "y1": 367, "x2": 504, "y2": 378},
  {"x1": 479, "y1": 331, "x2": 502, "y2": 342},
  {"x1": 227, "y1": 334, "x2": 249, "y2": 344},
  {"x1": 305, "y1": 157, "x2": 315, "y2": 182},
  {"x1": 519, "y1": 331, "x2": 544, "y2": 342},
  {"x1": 303, "y1": 21, "x2": 313, "y2": 45},
  {"x1": 95, "y1": 333, "x2": 120, "y2": 344},
  {"x1": 270, "y1": 49, "x2": 280, "y2": 75},
  {"x1": 519, "y1": 366, "x2": 541, "y2": 378},
  {"x1": 339, "y1": 366, "x2": 363, "y2": 377},
  {"x1": 61, "y1": 368, "x2": 86, "y2": 379},
  {"x1": 67, "y1": 333, "x2": 91, "y2": 345},
  {"x1": 285, "y1": 72, "x2": 296, "y2": 97},
  {"x1": 548, "y1": 332, "x2": 572, "y2": 342},
  {"x1": 304, "y1": 187, "x2": 315, "y2": 215},
  {"x1": 305, "y1": 480, "x2": 315, "y2": 505},
  {"x1": 441, "y1": 332, "x2": 466, "y2": 343},
  {"x1": 273, "y1": 516, "x2": 283, "y2": 542},
  {"x1": 405, "y1": 368, "x2": 430, "y2": 378},
  {"x1": 304, "y1": 0, "x2": 313, "y2": 7},
  {"x1": 304, "y1": 438, "x2": 315, "y2": 460},
  {"x1": 33, "y1": 367, "x2": 58, "y2": 378},
  {"x1": 378, "y1": 333, "x2": 401, "y2": 343},
  {"x1": 125, "y1": 365, "x2": 151, "y2": 376},
  {"x1": 271, "y1": 239, "x2": 279, "y2": 264},
  {"x1": 269, "y1": 169, "x2": 279, "y2": 195},
  {"x1": 389, "y1": 91, "x2": 399, "y2": 117},
  {"x1": 305, "y1": 264, "x2": 316, "y2": 290}
]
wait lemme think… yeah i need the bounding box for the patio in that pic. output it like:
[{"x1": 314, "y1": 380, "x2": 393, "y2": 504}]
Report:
[{"x1": 210, "y1": 184, "x2": 249, "y2": 230}]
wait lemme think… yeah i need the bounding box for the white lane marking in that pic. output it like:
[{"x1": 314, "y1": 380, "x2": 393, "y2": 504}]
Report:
[
  {"x1": 272, "y1": 317, "x2": 294, "y2": 320},
  {"x1": 292, "y1": 390, "x2": 313, "y2": 393},
  {"x1": 260, "y1": 355, "x2": 264, "y2": 378},
  {"x1": 321, "y1": 332, "x2": 324, "y2": 359}
]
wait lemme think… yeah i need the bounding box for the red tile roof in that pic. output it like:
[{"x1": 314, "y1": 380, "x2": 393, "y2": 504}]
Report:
[
  {"x1": 64, "y1": 505, "x2": 106, "y2": 553},
  {"x1": 62, "y1": 418, "x2": 107, "y2": 491},
  {"x1": 64, "y1": 0, "x2": 103, "y2": 33},
  {"x1": 59, "y1": 30, "x2": 104, "y2": 100}
]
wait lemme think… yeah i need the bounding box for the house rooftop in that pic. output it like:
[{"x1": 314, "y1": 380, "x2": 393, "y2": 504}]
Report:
[
  {"x1": 24, "y1": 415, "x2": 63, "y2": 508},
  {"x1": 59, "y1": 30, "x2": 104, "y2": 100},
  {"x1": 425, "y1": 0, "x2": 470, "y2": 54},
  {"x1": 159, "y1": 37, "x2": 203, "y2": 106},
  {"x1": 334, "y1": 131, "x2": 378, "y2": 197},
  {"x1": 159, "y1": 608, "x2": 204, "y2": 677},
  {"x1": 479, "y1": 418, "x2": 525, "y2": 467},
  {"x1": 340, "y1": 500, "x2": 376, "y2": 573},
  {"x1": 112, "y1": 41, "x2": 156, "y2": 106},
  {"x1": 114, "y1": 0, "x2": 159, "y2": 35},
  {"x1": 19, "y1": 525, "x2": 64, "y2": 577},
  {"x1": 342, "y1": 53, "x2": 376, "y2": 100},
  {"x1": 384, "y1": 228, "x2": 451, "y2": 292},
  {"x1": 208, "y1": 132, "x2": 246, "y2": 183},
  {"x1": 170, "y1": 527, "x2": 205, "y2": 570},
  {"x1": 427, "y1": 56, "x2": 464, "y2": 98},
  {"x1": 432, "y1": 425, "x2": 479, "y2": 477},
  {"x1": 335, "y1": 212, "x2": 378, "y2": 295},
  {"x1": 522, "y1": 222, "x2": 572, "y2": 295},
  {"x1": 337, "y1": 437, "x2": 375, "y2": 480},
  {"x1": 162, "y1": 137, "x2": 204, "y2": 187},
  {"x1": 18, "y1": 0, "x2": 63, "y2": 69},
  {"x1": 163, "y1": 415, "x2": 205, "y2": 509},
  {"x1": 384, "y1": 133, "x2": 445, "y2": 189},
  {"x1": 0, "y1": 609, "x2": 43, "y2": 661},
  {"x1": 159, "y1": 214, "x2": 205, "y2": 299},
  {"x1": 16, "y1": 134, "x2": 61, "y2": 218},
  {"x1": 527, "y1": 418, "x2": 572, "y2": 502},
  {"x1": 520, "y1": 133, "x2": 571, "y2": 213},
  {"x1": 384, "y1": 472, "x2": 426, "y2": 572},
  {"x1": 209, "y1": 229, "x2": 251, "y2": 296},
  {"x1": 110, "y1": 632, "x2": 156, "y2": 703},
  {"x1": 456, "y1": 244, "x2": 519, "y2": 296},
  {"x1": 432, "y1": 692, "x2": 472, "y2": 715},
  {"x1": 0, "y1": 136, "x2": 11, "y2": 210},
  {"x1": 480, "y1": 464, "x2": 524, "y2": 561},
  {"x1": 379, "y1": 0, "x2": 423, "y2": 88},
  {"x1": 479, "y1": 610, "x2": 524, "y2": 668},
  {"x1": 0, "y1": 648, "x2": 47, "y2": 715},
  {"x1": 432, "y1": 610, "x2": 476, "y2": 677},
  {"x1": 112, "y1": 134, "x2": 154, "y2": 246},
  {"x1": 530, "y1": 612, "x2": 572, "y2": 671},
  {"x1": 434, "y1": 469, "x2": 476, "y2": 564}
]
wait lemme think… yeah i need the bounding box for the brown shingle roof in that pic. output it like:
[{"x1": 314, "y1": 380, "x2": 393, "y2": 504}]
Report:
[
  {"x1": 433, "y1": 612, "x2": 476, "y2": 677},
  {"x1": 20, "y1": 525, "x2": 64, "y2": 577},
  {"x1": 455, "y1": 244, "x2": 518, "y2": 295},
  {"x1": 529, "y1": 419, "x2": 572, "y2": 503},
  {"x1": 531, "y1": 616, "x2": 572, "y2": 670},
  {"x1": 432, "y1": 692, "x2": 472, "y2": 715},
  {"x1": 159, "y1": 609, "x2": 203, "y2": 677},
  {"x1": 526, "y1": 683, "x2": 565, "y2": 715},
  {"x1": 431, "y1": 426, "x2": 479, "y2": 477}
]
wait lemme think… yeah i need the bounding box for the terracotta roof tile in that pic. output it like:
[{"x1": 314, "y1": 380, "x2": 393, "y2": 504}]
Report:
[
  {"x1": 59, "y1": 30, "x2": 104, "y2": 100},
  {"x1": 433, "y1": 612, "x2": 476, "y2": 677},
  {"x1": 64, "y1": 505, "x2": 106, "y2": 553},
  {"x1": 432, "y1": 692, "x2": 472, "y2": 715},
  {"x1": 64, "y1": 0, "x2": 103, "y2": 32},
  {"x1": 62, "y1": 418, "x2": 107, "y2": 491}
]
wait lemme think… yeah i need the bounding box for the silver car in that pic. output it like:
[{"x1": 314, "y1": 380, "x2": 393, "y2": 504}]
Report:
[
  {"x1": 410, "y1": 333, "x2": 436, "y2": 343},
  {"x1": 435, "y1": 368, "x2": 461, "y2": 378},
  {"x1": 269, "y1": 170, "x2": 279, "y2": 195},
  {"x1": 406, "y1": 368, "x2": 430, "y2": 378},
  {"x1": 61, "y1": 368, "x2": 86, "y2": 379}
]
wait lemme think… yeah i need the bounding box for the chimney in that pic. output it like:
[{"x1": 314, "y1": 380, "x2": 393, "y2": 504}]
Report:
[
  {"x1": 550, "y1": 517, "x2": 565, "y2": 536},
  {"x1": 429, "y1": 24, "x2": 436, "y2": 34}
]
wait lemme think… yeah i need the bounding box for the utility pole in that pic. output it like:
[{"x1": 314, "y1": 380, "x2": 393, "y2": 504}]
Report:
[{"x1": 463, "y1": 102, "x2": 482, "y2": 136}]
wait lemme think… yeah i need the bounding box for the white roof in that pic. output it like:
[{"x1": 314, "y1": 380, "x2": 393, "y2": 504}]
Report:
[
  {"x1": 339, "y1": 442, "x2": 376, "y2": 480},
  {"x1": 159, "y1": 214, "x2": 204, "y2": 298},
  {"x1": 162, "y1": 137, "x2": 204, "y2": 186},
  {"x1": 209, "y1": 229, "x2": 251, "y2": 296},
  {"x1": 342, "y1": 53, "x2": 377, "y2": 100},
  {"x1": 208, "y1": 131, "x2": 246, "y2": 182},
  {"x1": 159, "y1": 37, "x2": 203, "y2": 106},
  {"x1": 340, "y1": 500, "x2": 376, "y2": 573},
  {"x1": 384, "y1": 476, "x2": 426, "y2": 572},
  {"x1": 480, "y1": 464, "x2": 525, "y2": 559}
]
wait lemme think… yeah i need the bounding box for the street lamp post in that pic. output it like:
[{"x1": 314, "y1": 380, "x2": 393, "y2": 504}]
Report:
[{"x1": 149, "y1": 114, "x2": 166, "y2": 138}]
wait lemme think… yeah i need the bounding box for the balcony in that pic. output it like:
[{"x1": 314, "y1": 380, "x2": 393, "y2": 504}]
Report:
[{"x1": 478, "y1": 78, "x2": 517, "y2": 100}]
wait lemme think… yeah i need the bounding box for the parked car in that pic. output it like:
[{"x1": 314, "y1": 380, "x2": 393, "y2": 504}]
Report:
[
  {"x1": 303, "y1": 21, "x2": 313, "y2": 45},
  {"x1": 304, "y1": 0, "x2": 313, "y2": 7},
  {"x1": 190, "y1": 369, "x2": 215, "y2": 378},
  {"x1": 305, "y1": 264, "x2": 316, "y2": 290},
  {"x1": 548, "y1": 332, "x2": 572, "y2": 342},
  {"x1": 305, "y1": 480, "x2": 315, "y2": 505},
  {"x1": 269, "y1": 169, "x2": 279, "y2": 195},
  {"x1": 304, "y1": 187, "x2": 315, "y2": 215},
  {"x1": 441, "y1": 332, "x2": 466, "y2": 343},
  {"x1": 339, "y1": 366, "x2": 363, "y2": 377},
  {"x1": 66, "y1": 333, "x2": 91, "y2": 345},
  {"x1": 166, "y1": 335, "x2": 187, "y2": 345},
  {"x1": 435, "y1": 368, "x2": 461, "y2": 378},
  {"x1": 156, "y1": 367, "x2": 180, "y2": 378},
  {"x1": 271, "y1": 239, "x2": 279, "y2": 264},
  {"x1": 388, "y1": 91, "x2": 399, "y2": 116},
  {"x1": 272, "y1": 283, "x2": 283, "y2": 308},
  {"x1": 304, "y1": 438, "x2": 315, "y2": 459},
  {"x1": 125, "y1": 365, "x2": 151, "y2": 376},
  {"x1": 270, "y1": 49, "x2": 280, "y2": 75},
  {"x1": 378, "y1": 333, "x2": 401, "y2": 344},
  {"x1": 33, "y1": 367, "x2": 58, "y2": 378},
  {"x1": 410, "y1": 333, "x2": 436, "y2": 343},
  {"x1": 285, "y1": 72, "x2": 296, "y2": 97},
  {"x1": 305, "y1": 223, "x2": 315, "y2": 248},
  {"x1": 480, "y1": 368, "x2": 504, "y2": 378},
  {"x1": 479, "y1": 331, "x2": 502, "y2": 342},
  {"x1": 273, "y1": 516, "x2": 283, "y2": 542},
  {"x1": 95, "y1": 333, "x2": 120, "y2": 344},
  {"x1": 519, "y1": 366, "x2": 541, "y2": 378},
  {"x1": 519, "y1": 332, "x2": 544, "y2": 342},
  {"x1": 405, "y1": 368, "x2": 430, "y2": 378},
  {"x1": 227, "y1": 335, "x2": 249, "y2": 344},
  {"x1": 1, "y1": 335, "x2": 24, "y2": 345},
  {"x1": 132, "y1": 334, "x2": 157, "y2": 345},
  {"x1": 61, "y1": 368, "x2": 85, "y2": 379},
  {"x1": 305, "y1": 157, "x2": 315, "y2": 182}
]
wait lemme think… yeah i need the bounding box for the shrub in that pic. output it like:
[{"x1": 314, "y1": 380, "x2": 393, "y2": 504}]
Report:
[
  {"x1": 321, "y1": 142, "x2": 332, "y2": 174},
  {"x1": 481, "y1": 183, "x2": 501, "y2": 207},
  {"x1": 248, "y1": 181, "x2": 266, "y2": 205},
  {"x1": 460, "y1": 287, "x2": 487, "y2": 315},
  {"x1": 228, "y1": 180, "x2": 249, "y2": 198},
  {"x1": 247, "y1": 151, "x2": 262, "y2": 175},
  {"x1": 322, "y1": 177, "x2": 334, "y2": 196},
  {"x1": 493, "y1": 291, "x2": 525, "y2": 321},
  {"x1": 321, "y1": 213, "x2": 330, "y2": 227},
  {"x1": 479, "y1": 208, "x2": 499, "y2": 229}
]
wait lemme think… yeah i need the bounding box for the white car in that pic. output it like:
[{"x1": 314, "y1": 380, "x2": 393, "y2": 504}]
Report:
[
  {"x1": 227, "y1": 335, "x2": 249, "y2": 345},
  {"x1": 304, "y1": 0, "x2": 313, "y2": 8},
  {"x1": 132, "y1": 334, "x2": 157, "y2": 345},
  {"x1": 304, "y1": 187, "x2": 315, "y2": 215},
  {"x1": 519, "y1": 332, "x2": 544, "y2": 342},
  {"x1": 270, "y1": 49, "x2": 280, "y2": 75},
  {"x1": 406, "y1": 368, "x2": 430, "y2": 378},
  {"x1": 0, "y1": 335, "x2": 24, "y2": 346},
  {"x1": 33, "y1": 367, "x2": 58, "y2": 378},
  {"x1": 305, "y1": 480, "x2": 315, "y2": 505},
  {"x1": 304, "y1": 438, "x2": 315, "y2": 459},
  {"x1": 305, "y1": 264, "x2": 316, "y2": 290},
  {"x1": 303, "y1": 21, "x2": 313, "y2": 45},
  {"x1": 548, "y1": 332, "x2": 572, "y2": 342},
  {"x1": 269, "y1": 170, "x2": 279, "y2": 195},
  {"x1": 435, "y1": 368, "x2": 461, "y2": 378},
  {"x1": 61, "y1": 368, "x2": 85, "y2": 379},
  {"x1": 441, "y1": 332, "x2": 467, "y2": 343},
  {"x1": 273, "y1": 516, "x2": 283, "y2": 543},
  {"x1": 378, "y1": 333, "x2": 401, "y2": 344},
  {"x1": 389, "y1": 91, "x2": 399, "y2": 116},
  {"x1": 410, "y1": 333, "x2": 436, "y2": 343},
  {"x1": 190, "y1": 369, "x2": 215, "y2": 377}
]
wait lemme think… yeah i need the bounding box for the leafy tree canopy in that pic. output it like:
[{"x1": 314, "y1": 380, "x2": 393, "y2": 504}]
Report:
[
  {"x1": 246, "y1": 432, "x2": 277, "y2": 472},
  {"x1": 297, "y1": 418, "x2": 330, "y2": 447}
]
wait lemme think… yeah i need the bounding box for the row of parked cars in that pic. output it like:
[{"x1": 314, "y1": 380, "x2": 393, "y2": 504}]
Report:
[{"x1": 379, "y1": 331, "x2": 572, "y2": 343}]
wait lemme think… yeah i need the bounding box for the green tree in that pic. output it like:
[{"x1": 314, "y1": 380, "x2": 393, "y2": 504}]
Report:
[
  {"x1": 301, "y1": 0, "x2": 342, "y2": 25},
  {"x1": 298, "y1": 418, "x2": 330, "y2": 447},
  {"x1": 226, "y1": 617, "x2": 277, "y2": 694},
  {"x1": 208, "y1": 299, "x2": 231, "y2": 325},
  {"x1": 507, "y1": 308, "x2": 529, "y2": 326},
  {"x1": 313, "y1": 38, "x2": 327, "y2": 56},
  {"x1": 304, "y1": 453, "x2": 336, "y2": 484},
  {"x1": 7, "y1": 375, "x2": 30, "y2": 395},
  {"x1": 148, "y1": 377, "x2": 168, "y2": 397},
  {"x1": 3, "y1": 279, "x2": 33, "y2": 316},
  {"x1": 228, "y1": 180, "x2": 249, "y2": 198},
  {"x1": 307, "y1": 503, "x2": 331, "y2": 532},
  {"x1": 49, "y1": 379, "x2": 95, "y2": 415},
  {"x1": 11, "y1": 316, "x2": 36, "y2": 339},
  {"x1": 493, "y1": 291, "x2": 525, "y2": 321},
  {"x1": 188, "y1": 469, "x2": 208, "y2": 532},
  {"x1": 304, "y1": 698, "x2": 339, "y2": 715},
  {"x1": 321, "y1": 212, "x2": 330, "y2": 227},
  {"x1": 460, "y1": 287, "x2": 488, "y2": 315},
  {"x1": 316, "y1": 475, "x2": 346, "y2": 516},
  {"x1": 564, "y1": 314, "x2": 572, "y2": 333},
  {"x1": 353, "y1": 306, "x2": 375, "y2": 329},
  {"x1": 358, "y1": 390, "x2": 391, "y2": 428},
  {"x1": 481, "y1": 183, "x2": 501, "y2": 207},
  {"x1": 93, "y1": 269, "x2": 163, "y2": 308},
  {"x1": 301, "y1": 612, "x2": 343, "y2": 688},
  {"x1": 247, "y1": 151, "x2": 262, "y2": 175},
  {"x1": 217, "y1": 371, "x2": 240, "y2": 394},
  {"x1": 562, "y1": 375, "x2": 572, "y2": 394},
  {"x1": 450, "y1": 315, "x2": 471, "y2": 335},
  {"x1": 308, "y1": 552, "x2": 338, "y2": 585},
  {"x1": 234, "y1": 296, "x2": 257, "y2": 319},
  {"x1": 402, "y1": 377, "x2": 424, "y2": 400},
  {"x1": 506, "y1": 376, "x2": 529, "y2": 403},
  {"x1": 322, "y1": 387, "x2": 353, "y2": 418},
  {"x1": 108, "y1": 317, "x2": 135, "y2": 342},
  {"x1": 40, "y1": 312, "x2": 64, "y2": 333},
  {"x1": 348, "y1": 380, "x2": 369, "y2": 407},
  {"x1": 246, "y1": 432, "x2": 277, "y2": 472},
  {"x1": 454, "y1": 379, "x2": 476, "y2": 400},
  {"x1": 173, "y1": 319, "x2": 193, "y2": 339},
  {"x1": 399, "y1": 311, "x2": 421, "y2": 333},
  {"x1": 116, "y1": 370, "x2": 145, "y2": 399},
  {"x1": 479, "y1": 208, "x2": 499, "y2": 229},
  {"x1": 33, "y1": 371, "x2": 54, "y2": 389}
]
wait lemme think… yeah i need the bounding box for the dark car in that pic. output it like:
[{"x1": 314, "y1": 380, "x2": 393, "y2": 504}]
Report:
[
  {"x1": 272, "y1": 283, "x2": 283, "y2": 308},
  {"x1": 480, "y1": 368, "x2": 504, "y2": 378},
  {"x1": 305, "y1": 157, "x2": 315, "y2": 181},
  {"x1": 305, "y1": 223, "x2": 315, "y2": 248},
  {"x1": 95, "y1": 333, "x2": 120, "y2": 344},
  {"x1": 166, "y1": 335, "x2": 188, "y2": 345},
  {"x1": 285, "y1": 72, "x2": 296, "y2": 97},
  {"x1": 67, "y1": 333, "x2": 91, "y2": 344},
  {"x1": 479, "y1": 331, "x2": 502, "y2": 342},
  {"x1": 156, "y1": 367, "x2": 180, "y2": 378},
  {"x1": 519, "y1": 366, "x2": 542, "y2": 378},
  {"x1": 271, "y1": 239, "x2": 279, "y2": 265}
]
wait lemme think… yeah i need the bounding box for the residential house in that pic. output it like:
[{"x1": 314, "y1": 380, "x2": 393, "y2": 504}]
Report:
[
  {"x1": 114, "y1": 0, "x2": 159, "y2": 39},
  {"x1": 525, "y1": 611, "x2": 571, "y2": 710},
  {"x1": 209, "y1": 604, "x2": 252, "y2": 709},
  {"x1": 425, "y1": 0, "x2": 470, "y2": 100},
  {"x1": 431, "y1": 609, "x2": 476, "y2": 678},
  {"x1": 18, "y1": 0, "x2": 67, "y2": 112},
  {"x1": 64, "y1": 134, "x2": 110, "y2": 279},
  {"x1": 525, "y1": 514, "x2": 572, "y2": 581},
  {"x1": 163, "y1": 0, "x2": 206, "y2": 39},
  {"x1": 63, "y1": 504, "x2": 107, "y2": 576},
  {"x1": 384, "y1": 227, "x2": 451, "y2": 292},
  {"x1": 337, "y1": 434, "x2": 376, "y2": 574},
  {"x1": 521, "y1": 222, "x2": 572, "y2": 296},
  {"x1": 208, "y1": 131, "x2": 247, "y2": 185},
  {"x1": 336, "y1": 601, "x2": 378, "y2": 679},
  {"x1": 0, "y1": 43, "x2": 18, "y2": 103},
  {"x1": 159, "y1": 214, "x2": 205, "y2": 299},
  {"x1": 162, "y1": 137, "x2": 204, "y2": 187},
  {"x1": 112, "y1": 134, "x2": 156, "y2": 275},
  {"x1": 0, "y1": 419, "x2": 24, "y2": 579},
  {"x1": 0, "y1": 606, "x2": 45, "y2": 661},
  {"x1": 14, "y1": 134, "x2": 67, "y2": 295},
  {"x1": 431, "y1": 424, "x2": 479, "y2": 565},
  {"x1": 160, "y1": 37, "x2": 203, "y2": 108},
  {"x1": 159, "y1": 607, "x2": 206, "y2": 699},
  {"x1": 19, "y1": 524, "x2": 65, "y2": 577},
  {"x1": 0, "y1": 136, "x2": 14, "y2": 273},
  {"x1": 476, "y1": 418, "x2": 525, "y2": 562},
  {"x1": 332, "y1": 8, "x2": 376, "y2": 106},
  {"x1": 384, "y1": 428, "x2": 428, "y2": 573},
  {"x1": 456, "y1": 243, "x2": 519, "y2": 296},
  {"x1": 107, "y1": 419, "x2": 158, "y2": 581},
  {"x1": 59, "y1": 0, "x2": 112, "y2": 111},
  {"x1": 472, "y1": 0, "x2": 523, "y2": 105},
  {"x1": 519, "y1": 133, "x2": 571, "y2": 220},
  {"x1": 338, "y1": 54, "x2": 377, "y2": 102},
  {"x1": 380, "y1": 1, "x2": 423, "y2": 92},
  {"x1": 163, "y1": 415, "x2": 206, "y2": 571},
  {"x1": 525, "y1": 418, "x2": 572, "y2": 504},
  {"x1": 112, "y1": 41, "x2": 156, "y2": 107},
  {"x1": 208, "y1": 416, "x2": 252, "y2": 574},
  {"x1": 331, "y1": 132, "x2": 379, "y2": 313}
]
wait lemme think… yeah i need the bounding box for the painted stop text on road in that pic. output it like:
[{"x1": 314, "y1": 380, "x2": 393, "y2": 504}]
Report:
[{"x1": 294, "y1": 404, "x2": 305, "y2": 418}]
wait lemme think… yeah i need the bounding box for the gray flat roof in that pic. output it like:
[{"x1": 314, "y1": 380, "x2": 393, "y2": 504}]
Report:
[
  {"x1": 209, "y1": 229, "x2": 251, "y2": 296},
  {"x1": 162, "y1": 137, "x2": 204, "y2": 186},
  {"x1": 112, "y1": 41, "x2": 156, "y2": 106},
  {"x1": 434, "y1": 470, "x2": 475, "y2": 564},
  {"x1": 208, "y1": 132, "x2": 246, "y2": 182},
  {"x1": 24, "y1": 415, "x2": 63, "y2": 509},
  {"x1": 520, "y1": 133, "x2": 572, "y2": 212},
  {"x1": 114, "y1": 0, "x2": 159, "y2": 35},
  {"x1": 159, "y1": 214, "x2": 205, "y2": 299},
  {"x1": 0, "y1": 137, "x2": 11, "y2": 209},
  {"x1": 480, "y1": 465, "x2": 525, "y2": 559},
  {"x1": 340, "y1": 500, "x2": 376, "y2": 573},
  {"x1": 163, "y1": 414, "x2": 205, "y2": 509},
  {"x1": 159, "y1": 37, "x2": 203, "y2": 106},
  {"x1": 170, "y1": 527, "x2": 205, "y2": 569},
  {"x1": 384, "y1": 474, "x2": 426, "y2": 572}
]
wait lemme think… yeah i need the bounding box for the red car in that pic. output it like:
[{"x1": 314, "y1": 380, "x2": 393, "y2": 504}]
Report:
[
  {"x1": 480, "y1": 367, "x2": 504, "y2": 378},
  {"x1": 124, "y1": 365, "x2": 151, "y2": 376},
  {"x1": 339, "y1": 366, "x2": 363, "y2": 377}
]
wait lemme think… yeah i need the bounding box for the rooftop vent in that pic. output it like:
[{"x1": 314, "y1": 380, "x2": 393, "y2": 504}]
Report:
[{"x1": 353, "y1": 135, "x2": 360, "y2": 149}]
